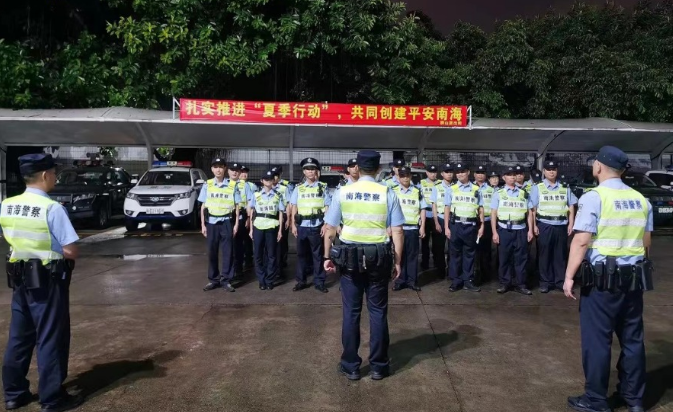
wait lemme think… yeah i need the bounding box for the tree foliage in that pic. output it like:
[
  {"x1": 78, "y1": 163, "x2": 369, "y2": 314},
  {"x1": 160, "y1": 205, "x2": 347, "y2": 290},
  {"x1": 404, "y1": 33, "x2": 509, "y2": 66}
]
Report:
[{"x1": 1, "y1": 0, "x2": 673, "y2": 122}]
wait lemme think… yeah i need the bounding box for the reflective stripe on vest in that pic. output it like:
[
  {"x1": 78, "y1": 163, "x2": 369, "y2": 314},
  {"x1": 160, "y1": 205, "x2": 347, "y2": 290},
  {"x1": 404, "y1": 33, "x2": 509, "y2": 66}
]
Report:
[
  {"x1": 0, "y1": 192, "x2": 63, "y2": 264},
  {"x1": 340, "y1": 181, "x2": 388, "y2": 243},
  {"x1": 393, "y1": 186, "x2": 421, "y2": 226},
  {"x1": 450, "y1": 183, "x2": 480, "y2": 218},
  {"x1": 589, "y1": 186, "x2": 647, "y2": 257},
  {"x1": 481, "y1": 186, "x2": 494, "y2": 215},
  {"x1": 434, "y1": 182, "x2": 450, "y2": 212},
  {"x1": 296, "y1": 182, "x2": 326, "y2": 216},
  {"x1": 205, "y1": 179, "x2": 236, "y2": 216},
  {"x1": 253, "y1": 191, "x2": 281, "y2": 230},
  {"x1": 497, "y1": 188, "x2": 528, "y2": 221},
  {"x1": 536, "y1": 182, "x2": 568, "y2": 218}
]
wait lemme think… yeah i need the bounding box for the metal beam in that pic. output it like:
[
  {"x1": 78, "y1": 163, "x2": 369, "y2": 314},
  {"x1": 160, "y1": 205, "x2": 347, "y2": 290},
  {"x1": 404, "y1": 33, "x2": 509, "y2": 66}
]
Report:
[
  {"x1": 0, "y1": 145, "x2": 6, "y2": 201},
  {"x1": 135, "y1": 123, "x2": 154, "y2": 169},
  {"x1": 288, "y1": 126, "x2": 295, "y2": 182},
  {"x1": 535, "y1": 130, "x2": 566, "y2": 170},
  {"x1": 649, "y1": 133, "x2": 673, "y2": 169}
]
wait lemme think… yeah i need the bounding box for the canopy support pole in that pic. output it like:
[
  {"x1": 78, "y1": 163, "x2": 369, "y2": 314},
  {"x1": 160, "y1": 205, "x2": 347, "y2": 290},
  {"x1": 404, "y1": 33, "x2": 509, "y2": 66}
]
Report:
[
  {"x1": 0, "y1": 145, "x2": 6, "y2": 201},
  {"x1": 650, "y1": 133, "x2": 673, "y2": 170},
  {"x1": 536, "y1": 131, "x2": 565, "y2": 170},
  {"x1": 288, "y1": 126, "x2": 295, "y2": 182},
  {"x1": 135, "y1": 123, "x2": 154, "y2": 169},
  {"x1": 417, "y1": 128, "x2": 436, "y2": 162}
]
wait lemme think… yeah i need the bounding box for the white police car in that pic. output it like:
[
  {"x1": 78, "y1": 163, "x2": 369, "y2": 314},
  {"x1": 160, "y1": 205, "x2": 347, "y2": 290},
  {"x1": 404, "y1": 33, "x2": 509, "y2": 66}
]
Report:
[
  {"x1": 123, "y1": 161, "x2": 208, "y2": 231},
  {"x1": 376, "y1": 162, "x2": 427, "y2": 185}
]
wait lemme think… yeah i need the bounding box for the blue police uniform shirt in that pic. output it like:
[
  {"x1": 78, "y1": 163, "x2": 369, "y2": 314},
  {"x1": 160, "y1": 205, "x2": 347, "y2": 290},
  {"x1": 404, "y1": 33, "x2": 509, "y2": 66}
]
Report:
[
  {"x1": 289, "y1": 180, "x2": 332, "y2": 227},
  {"x1": 385, "y1": 175, "x2": 400, "y2": 188},
  {"x1": 324, "y1": 176, "x2": 406, "y2": 234},
  {"x1": 529, "y1": 178, "x2": 578, "y2": 225},
  {"x1": 477, "y1": 183, "x2": 493, "y2": 221},
  {"x1": 397, "y1": 185, "x2": 428, "y2": 231},
  {"x1": 248, "y1": 188, "x2": 286, "y2": 213},
  {"x1": 430, "y1": 181, "x2": 453, "y2": 220},
  {"x1": 490, "y1": 185, "x2": 534, "y2": 230},
  {"x1": 0, "y1": 188, "x2": 79, "y2": 254},
  {"x1": 573, "y1": 178, "x2": 653, "y2": 265},
  {"x1": 244, "y1": 182, "x2": 258, "y2": 201},
  {"x1": 418, "y1": 179, "x2": 438, "y2": 219},
  {"x1": 197, "y1": 177, "x2": 242, "y2": 224}
]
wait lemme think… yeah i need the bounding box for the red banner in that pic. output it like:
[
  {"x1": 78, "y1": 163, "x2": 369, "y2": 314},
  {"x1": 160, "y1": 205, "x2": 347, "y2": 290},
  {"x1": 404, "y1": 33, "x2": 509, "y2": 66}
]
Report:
[{"x1": 179, "y1": 99, "x2": 469, "y2": 127}]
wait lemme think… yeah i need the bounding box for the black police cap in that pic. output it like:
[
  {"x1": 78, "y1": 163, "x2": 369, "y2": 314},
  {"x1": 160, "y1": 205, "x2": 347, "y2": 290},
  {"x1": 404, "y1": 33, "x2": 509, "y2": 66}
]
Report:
[
  {"x1": 504, "y1": 166, "x2": 516, "y2": 175},
  {"x1": 488, "y1": 171, "x2": 500, "y2": 177},
  {"x1": 392, "y1": 159, "x2": 405, "y2": 167},
  {"x1": 442, "y1": 163, "x2": 454, "y2": 172},
  {"x1": 261, "y1": 170, "x2": 275, "y2": 180},
  {"x1": 474, "y1": 165, "x2": 487, "y2": 173},
  {"x1": 300, "y1": 157, "x2": 320, "y2": 169},
  {"x1": 454, "y1": 163, "x2": 470, "y2": 171},
  {"x1": 514, "y1": 165, "x2": 524, "y2": 173},
  {"x1": 240, "y1": 165, "x2": 249, "y2": 172},
  {"x1": 229, "y1": 162, "x2": 241, "y2": 171},
  {"x1": 347, "y1": 158, "x2": 358, "y2": 167},
  {"x1": 426, "y1": 165, "x2": 438, "y2": 172},
  {"x1": 595, "y1": 146, "x2": 629, "y2": 170},
  {"x1": 356, "y1": 150, "x2": 381, "y2": 169},
  {"x1": 543, "y1": 160, "x2": 558, "y2": 169},
  {"x1": 211, "y1": 157, "x2": 226, "y2": 166},
  {"x1": 398, "y1": 166, "x2": 412, "y2": 176},
  {"x1": 18, "y1": 153, "x2": 56, "y2": 176}
]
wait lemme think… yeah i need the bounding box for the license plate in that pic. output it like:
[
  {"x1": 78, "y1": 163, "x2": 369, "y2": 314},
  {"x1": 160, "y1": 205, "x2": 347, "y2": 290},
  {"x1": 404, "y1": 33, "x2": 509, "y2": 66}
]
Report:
[
  {"x1": 658, "y1": 207, "x2": 673, "y2": 214},
  {"x1": 147, "y1": 208, "x2": 164, "y2": 214}
]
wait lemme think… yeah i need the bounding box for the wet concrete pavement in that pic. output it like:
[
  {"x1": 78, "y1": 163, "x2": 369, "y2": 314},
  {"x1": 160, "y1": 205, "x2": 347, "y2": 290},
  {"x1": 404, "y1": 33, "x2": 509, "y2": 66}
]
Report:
[{"x1": 0, "y1": 229, "x2": 671, "y2": 412}]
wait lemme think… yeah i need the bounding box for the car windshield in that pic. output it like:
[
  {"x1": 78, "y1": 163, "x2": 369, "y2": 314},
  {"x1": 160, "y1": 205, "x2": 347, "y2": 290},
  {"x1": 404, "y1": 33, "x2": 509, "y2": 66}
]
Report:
[
  {"x1": 320, "y1": 175, "x2": 342, "y2": 188},
  {"x1": 56, "y1": 170, "x2": 108, "y2": 185},
  {"x1": 139, "y1": 171, "x2": 192, "y2": 186},
  {"x1": 623, "y1": 173, "x2": 657, "y2": 188}
]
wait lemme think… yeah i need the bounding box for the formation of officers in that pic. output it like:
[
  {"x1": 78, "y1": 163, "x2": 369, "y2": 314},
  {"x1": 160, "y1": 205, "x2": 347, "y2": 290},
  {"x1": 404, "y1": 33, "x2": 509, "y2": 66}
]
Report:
[{"x1": 198, "y1": 154, "x2": 579, "y2": 297}]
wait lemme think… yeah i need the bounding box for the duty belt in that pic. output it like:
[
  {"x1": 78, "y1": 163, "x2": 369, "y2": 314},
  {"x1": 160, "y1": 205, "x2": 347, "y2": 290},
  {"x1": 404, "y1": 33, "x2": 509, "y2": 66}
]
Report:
[
  {"x1": 255, "y1": 213, "x2": 279, "y2": 220},
  {"x1": 451, "y1": 216, "x2": 478, "y2": 224},
  {"x1": 497, "y1": 218, "x2": 526, "y2": 225},
  {"x1": 574, "y1": 257, "x2": 654, "y2": 292},
  {"x1": 209, "y1": 212, "x2": 235, "y2": 219},
  {"x1": 328, "y1": 243, "x2": 392, "y2": 275},
  {"x1": 6, "y1": 258, "x2": 74, "y2": 290},
  {"x1": 536, "y1": 215, "x2": 566, "y2": 222}
]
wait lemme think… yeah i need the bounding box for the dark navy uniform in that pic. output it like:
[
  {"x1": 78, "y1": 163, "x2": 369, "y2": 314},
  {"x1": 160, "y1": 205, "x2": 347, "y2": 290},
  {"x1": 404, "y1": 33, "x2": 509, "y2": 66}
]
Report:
[
  {"x1": 418, "y1": 165, "x2": 442, "y2": 271},
  {"x1": 566, "y1": 146, "x2": 652, "y2": 412},
  {"x1": 475, "y1": 167, "x2": 497, "y2": 282},
  {"x1": 271, "y1": 166, "x2": 293, "y2": 270},
  {"x1": 0, "y1": 154, "x2": 82, "y2": 411},
  {"x1": 324, "y1": 150, "x2": 405, "y2": 381}
]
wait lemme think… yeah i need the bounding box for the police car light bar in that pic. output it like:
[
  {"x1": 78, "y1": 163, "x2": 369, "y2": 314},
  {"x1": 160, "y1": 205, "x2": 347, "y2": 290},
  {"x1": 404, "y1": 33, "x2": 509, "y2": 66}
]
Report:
[
  {"x1": 410, "y1": 162, "x2": 426, "y2": 169},
  {"x1": 321, "y1": 165, "x2": 345, "y2": 172},
  {"x1": 152, "y1": 161, "x2": 193, "y2": 167}
]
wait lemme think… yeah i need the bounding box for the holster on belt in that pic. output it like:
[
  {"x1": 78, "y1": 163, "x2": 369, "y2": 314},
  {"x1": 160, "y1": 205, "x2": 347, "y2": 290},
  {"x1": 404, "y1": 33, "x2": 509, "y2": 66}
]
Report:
[
  {"x1": 636, "y1": 259, "x2": 654, "y2": 291},
  {"x1": 576, "y1": 259, "x2": 594, "y2": 288},
  {"x1": 6, "y1": 258, "x2": 74, "y2": 289},
  {"x1": 605, "y1": 256, "x2": 618, "y2": 292},
  {"x1": 203, "y1": 208, "x2": 210, "y2": 222}
]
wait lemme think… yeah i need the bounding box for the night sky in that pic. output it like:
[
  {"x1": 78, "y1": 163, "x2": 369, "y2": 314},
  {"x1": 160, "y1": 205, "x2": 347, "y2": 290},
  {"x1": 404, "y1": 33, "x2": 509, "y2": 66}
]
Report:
[{"x1": 404, "y1": 0, "x2": 640, "y2": 33}]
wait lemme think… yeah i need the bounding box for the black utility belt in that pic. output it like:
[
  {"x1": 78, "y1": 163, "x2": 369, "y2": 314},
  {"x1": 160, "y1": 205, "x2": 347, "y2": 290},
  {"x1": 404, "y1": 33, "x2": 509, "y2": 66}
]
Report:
[
  {"x1": 6, "y1": 259, "x2": 74, "y2": 290},
  {"x1": 536, "y1": 215, "x2": 566, "y2": 222},
  {"x1": 329, "y1": 243, "x2": 392, "y2": 274},
  {"x1": 255, "y1": 213, "x2": 279, "y2": 220},
  {"x1": 209, "y1": 212, "x2": 235, "y2": 219},
  {"x1": 497, "y1": 218, "x2": 526, "y2": 225},
  {"x1": 575, "y1": 257, "x2": 654, "y2": 292},
  {"x1": 295, "y1": 213, "x2": 324, "y2": 224}
]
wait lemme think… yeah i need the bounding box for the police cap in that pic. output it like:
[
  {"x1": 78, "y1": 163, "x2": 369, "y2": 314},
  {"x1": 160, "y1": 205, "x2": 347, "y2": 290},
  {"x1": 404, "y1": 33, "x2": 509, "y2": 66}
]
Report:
[
  {"x1": 543, "y1": 160, "x2": 558, "y2": 170},
  {"x1": 356, "y1": 150, "x2": 381, "y2": 170},
  {"x1": 489, "y1": 170, "x2": 500, "y2": 177},
  {"x1": 531, "y1": 169, "x2": 543, "y2": 183},
  {"x1": 503, "y1": 166, "x2": 516, "y2": 175},
  {"x1": 229, "y1": 162, "x2": 241, "y2": 171},
  {"x1": 240, "y1": 165, "x2": 250, "y2": 172},
  {"x1": 514, "y1": 165, "x2": 525, "y2": 173},
  {"x1": 271, "y1": 165, "x2": 283, "y2": 174},
  {"x1": 211, "y1": 157, "x2": 226, "y2": 166},
  {"x1": 347, "y1": 158, "x2": 358, "y2": 168},
  {"x1": 18, "y1": 153, "x2": 56, "y2": 176},
  {"x1": 474, "y1": 165, "x2": 487, "y2": 174},
  {"x1": 392, "y1": 159, "x2": 405, "y2": 168},
  {"x1": 426, "y1": 165, "x2": 438, "y2": 173},
  {"x1": 261, "y1": 170, "x2": 275, "y2": 181},
  {"x1": 596, "y1": 146, "x2": 629, "y2": 170},
  {"x1": 398, "y1": 166, "x2": 412, "y2": 177},
  {"x1": 300, "y1": 157, "x2": 320, "y2": 169},
  {"x1": 442, "y1": 163, "x2": 454, "y2": 172},
  {"x1": 454, "y1": 163, "x2": 470, "y2": 171}
]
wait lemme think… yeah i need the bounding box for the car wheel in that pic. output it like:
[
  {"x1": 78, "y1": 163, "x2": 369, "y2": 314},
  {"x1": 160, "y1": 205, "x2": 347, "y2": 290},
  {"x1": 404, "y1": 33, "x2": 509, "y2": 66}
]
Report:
[
  {"x1": 95, "y1": 203, "x2": 110, "y2": 229},
  {"x1": 125, "y1": 219, "x2": 138, "y2": 232}
]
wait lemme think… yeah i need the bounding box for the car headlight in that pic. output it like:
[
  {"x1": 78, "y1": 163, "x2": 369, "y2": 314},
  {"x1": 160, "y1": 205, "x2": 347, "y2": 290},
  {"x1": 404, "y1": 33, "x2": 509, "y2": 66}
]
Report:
[
  {"x1": 72, "y1": 193, "x2": 96, "y2": 203},
  {"x1": 174, "y1": 192, "x2": 191, "y2": 200},
  {"x1": 126, "y1": 193, "x2": 139, "y2": 200}
]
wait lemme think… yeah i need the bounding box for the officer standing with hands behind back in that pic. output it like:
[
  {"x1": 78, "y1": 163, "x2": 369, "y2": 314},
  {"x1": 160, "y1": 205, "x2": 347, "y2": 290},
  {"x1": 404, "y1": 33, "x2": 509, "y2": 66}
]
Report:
[
  {"x1": 200, "y1": 158, "x2": 241, "y2": 293},
  {"x1": 565, "y1": 146, "x2": 652, "y2": 412},
  {"x1": 0, "y1": 154, "x2": 83, "y2": 412},
  {"x1": 323, "y1": 150, "x2": 405, "y2": 382}
]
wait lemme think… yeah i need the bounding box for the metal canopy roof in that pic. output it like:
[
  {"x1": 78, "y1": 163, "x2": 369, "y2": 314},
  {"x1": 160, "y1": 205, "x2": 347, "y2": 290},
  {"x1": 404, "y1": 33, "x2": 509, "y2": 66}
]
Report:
[{"x1": 1, "y1": 108, "x2": 672, "y2": 160}]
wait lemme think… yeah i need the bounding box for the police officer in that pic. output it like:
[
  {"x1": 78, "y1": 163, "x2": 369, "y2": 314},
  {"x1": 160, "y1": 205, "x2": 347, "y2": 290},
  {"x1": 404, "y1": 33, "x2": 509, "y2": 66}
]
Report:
[
  {"x1": 323, "y1": 150, "x2": 405, "y2": 381},
  {"x1": 346, "y1": 158, "x2": 359, "y2": 184},
  {"x1": 239, "y1": 165, "x2": 257, "y2": 268},
  {"x1": 490, "y1": 166, "x2": 534, "y2": 295},
  {"x1": 393, "y1": 166, "x2": 426, "y2": 291},
  {"x1": 489, "y1": 171, "x2": 501, "y2": 189},
  {"x1": 514, "y1": 165, "x2": 532, "y2": 191},
  {"x1": 531, "y1": 160, "x2": 577, "y2": 293},
  {"x1": 419, "y1": 165, "x2": 441, "y2": 271},
  {"x1": 430, "y1": 163, "x2": 454, "y2": 278},
  {"x1": 290, "y1": 158, "x2": 331, "y2": 293},
  {"x1": 200, "y1": 158, "x2": 241, "y2": 292},
  {"x1": 474, "y1": 166, "x2": 494, "y2": 282},
  {"x1": 228, "y1": 162, "x2": 248, "y2": 278},
  {"x1": 445, "y1": 163, "x2": 484, "y2": 292},
  {"x1": 271, "y1": 166, "x2": 293, "y2": 270},
  {"x1": 383, "y1": 159, "x2": 404, "y2": 188},
  {"x1": 248, "y1": 170, "x2": 284, "y2": 290},
  {"x1": 564, "y1": 146, "x2": 652, "y2": 412},
  {"x1": 0, "y1": 154, "x2": 83, "y2": 411}
]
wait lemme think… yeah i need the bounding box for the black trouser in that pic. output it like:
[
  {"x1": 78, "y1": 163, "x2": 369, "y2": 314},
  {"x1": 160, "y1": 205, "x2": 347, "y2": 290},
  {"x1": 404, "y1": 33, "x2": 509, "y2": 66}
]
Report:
[
  {"x1": 397, "y1": 229, "x2": 419, "y2": 287},
  {"x1": 295, "y1": 226, "x2": 326, "y2": 286},
  {"x1": 433, "y1": 218, "x2": 447, "y2": 276},
  {"x1": 477, "y1": 221, "x2": 494, "y2": 283},
  {"x1": 253, "y1": 227, "x2": 278, "y2": 286},
  {"x1": 233, "y1": 210, "x2": 247, "y2": 271},
  {"x1": 537, "y1": 221, "x2": 569, "y2": 289},
  {"x1": 206, "y1": 220, "x2": 235, "y2": 283},
  {"x1": 497, "y1": 227, "x2": 528, "y2": 288},
  {"x1": 449, "y1": 222, "x2": 477, "y2": 287},
  {"x1": 277, "y1": 213, "x2": 289, "y2": 268}
]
